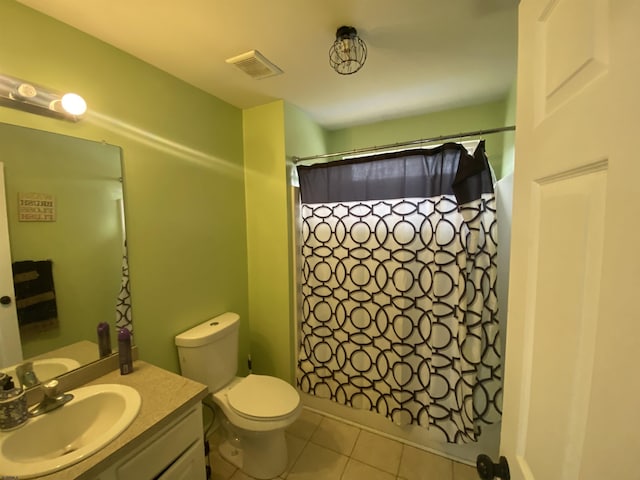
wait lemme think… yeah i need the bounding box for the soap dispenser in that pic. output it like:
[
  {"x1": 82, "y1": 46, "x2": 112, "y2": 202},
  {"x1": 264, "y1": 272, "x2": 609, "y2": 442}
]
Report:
[{"x1": 0, "y1": 374, "x2": 28, "y2": 430}]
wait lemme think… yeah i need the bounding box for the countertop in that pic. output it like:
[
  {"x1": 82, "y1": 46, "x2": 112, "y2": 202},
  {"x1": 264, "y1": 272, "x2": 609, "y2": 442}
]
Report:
[{"x1": 33, "y1": 360, "x2": 208, "y2": 480}]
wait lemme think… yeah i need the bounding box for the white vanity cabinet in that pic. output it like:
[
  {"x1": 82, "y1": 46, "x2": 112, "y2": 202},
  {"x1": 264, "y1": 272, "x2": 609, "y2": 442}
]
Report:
[{"x1": 93, "y1": 404, "x2": 206, "y2": 480}]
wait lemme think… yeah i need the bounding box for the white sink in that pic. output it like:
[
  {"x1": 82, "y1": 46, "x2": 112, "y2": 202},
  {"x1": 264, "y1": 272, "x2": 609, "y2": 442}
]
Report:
[
  {"x1": 1, "y1": 357, "x2": 82, "y2": 385},
  {"x1": 0, "y1": 383, "x2": 141, "y2": 478}
]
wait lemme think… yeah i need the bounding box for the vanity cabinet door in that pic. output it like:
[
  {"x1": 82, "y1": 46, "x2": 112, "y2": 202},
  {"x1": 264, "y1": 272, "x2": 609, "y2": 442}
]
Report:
[
  {"x1": 93, "y1": 404, "x2": 205, "y2": 480},
  {"x1": 156, "y1": 441, "x2": 206, "y2": 480},
  {"x1": 115, "y1": 405, "x2": 205, "y2": 480}
]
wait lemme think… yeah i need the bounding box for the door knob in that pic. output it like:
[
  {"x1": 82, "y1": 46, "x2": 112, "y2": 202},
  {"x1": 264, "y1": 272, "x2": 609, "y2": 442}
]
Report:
[
  {"x1": 0, "y1": 295, "x2": 11, "y2": 305},
  {"x1": 476, "y1": 454, "x2": 510, "y2": 480}
]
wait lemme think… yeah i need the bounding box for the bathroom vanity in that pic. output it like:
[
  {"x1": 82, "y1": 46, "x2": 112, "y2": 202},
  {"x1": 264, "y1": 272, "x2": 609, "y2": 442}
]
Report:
[
  {"x1": 22, "y1": 361, "x2": 208, "y2": 480},
  {"x1": 92, "y1": 403, "x2": 205, "y2": 480}
]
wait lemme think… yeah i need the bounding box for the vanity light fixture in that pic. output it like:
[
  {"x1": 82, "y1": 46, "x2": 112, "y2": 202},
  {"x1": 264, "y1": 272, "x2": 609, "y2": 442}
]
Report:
[
  {"x1": 329, "y1": 26, "x2": 367, "y2": 75},
  {"x1": 0, "y1": 73, "x2": 87, "y2": 121}
]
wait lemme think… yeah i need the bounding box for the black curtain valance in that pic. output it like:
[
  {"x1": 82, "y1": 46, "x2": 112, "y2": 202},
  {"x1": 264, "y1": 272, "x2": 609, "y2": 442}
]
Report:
[{"x1": 297, "y1": 141, "x2": 493, "y2": 205}]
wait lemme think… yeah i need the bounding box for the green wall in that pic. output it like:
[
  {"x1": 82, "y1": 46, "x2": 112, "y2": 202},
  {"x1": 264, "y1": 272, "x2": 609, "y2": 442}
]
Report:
[
  {"x1": 243, "y1": 101, "x2": 292, "y2": 380},
  {"x1": 0, "y1": 2, "x2": 248, "y2": 373},
  {"x1": 242, "y1": 101, "x2": 330, "y2": 384},
  {"x1": 284, "y1": 104, "x2": 329, "y2": 161},
  {"x1": 501, "y1": 82, "x2": 517, "y2": 178}
]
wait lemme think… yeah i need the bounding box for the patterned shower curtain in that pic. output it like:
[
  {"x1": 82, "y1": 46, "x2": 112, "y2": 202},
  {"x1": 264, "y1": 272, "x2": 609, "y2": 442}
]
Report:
[
  {"x1": 115, "y1": 242, "x2": 133, "y2": 336},
  {"x1": 296, "y1": 142, "x2": 502, "y2": 444}
]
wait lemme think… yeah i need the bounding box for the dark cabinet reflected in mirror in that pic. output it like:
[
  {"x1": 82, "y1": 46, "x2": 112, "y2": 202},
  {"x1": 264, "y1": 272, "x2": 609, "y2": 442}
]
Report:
[{"x1": 0, "y1": 122, "x2": 129, "y2": 387}]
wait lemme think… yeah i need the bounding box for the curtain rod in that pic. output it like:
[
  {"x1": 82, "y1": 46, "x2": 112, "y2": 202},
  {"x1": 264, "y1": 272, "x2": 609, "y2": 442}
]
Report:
[{"x1": 292, "y1": 125, "x2": 516, "y2": 164}]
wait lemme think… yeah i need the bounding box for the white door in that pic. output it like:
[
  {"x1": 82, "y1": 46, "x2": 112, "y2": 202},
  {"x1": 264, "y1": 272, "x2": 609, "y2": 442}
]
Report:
[
  {"x1": 0, "y1": 162, "x2": 22, "y2": 368},
  {"x1": 498, "y1": 1, "x2": 640, "y2": 479}
]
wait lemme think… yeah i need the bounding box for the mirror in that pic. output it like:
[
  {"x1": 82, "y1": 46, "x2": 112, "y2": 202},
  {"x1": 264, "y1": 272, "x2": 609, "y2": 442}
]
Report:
[{"x1": 0, "y1": 122, "x2": 129, "y2": 387}]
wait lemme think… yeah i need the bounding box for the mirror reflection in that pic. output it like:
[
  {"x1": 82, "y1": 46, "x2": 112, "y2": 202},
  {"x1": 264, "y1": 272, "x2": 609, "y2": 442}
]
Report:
[{"x1": 0, "y1": 122, "x2": 129, "y2": 387}]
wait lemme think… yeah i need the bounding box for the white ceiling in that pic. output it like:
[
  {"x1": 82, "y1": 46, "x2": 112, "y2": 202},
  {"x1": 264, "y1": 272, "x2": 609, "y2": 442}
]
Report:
[{"x1": 17, "y1": 0, "x2": 518, "y2": 130}]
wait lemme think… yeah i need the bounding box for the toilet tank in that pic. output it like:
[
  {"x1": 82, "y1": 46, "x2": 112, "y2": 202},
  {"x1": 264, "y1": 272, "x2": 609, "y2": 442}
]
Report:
[{"x1": 174, "y1": 312, "x2": 240, "y2": 393}]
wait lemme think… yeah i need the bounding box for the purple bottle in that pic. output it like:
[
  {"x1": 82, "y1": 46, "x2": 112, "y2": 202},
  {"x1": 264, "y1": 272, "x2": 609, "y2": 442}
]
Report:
[
  {"x1": 118, "y1": 328, "x2": 133, "y2": 375},
  {"x1": 97, "y1": 322, "x2": 112, "y2": 358}
]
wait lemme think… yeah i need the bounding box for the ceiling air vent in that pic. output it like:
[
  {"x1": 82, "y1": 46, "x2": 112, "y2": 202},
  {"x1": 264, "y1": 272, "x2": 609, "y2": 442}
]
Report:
[{"x1": 225, "y1": 50, "x2": 283, "y2": 80}]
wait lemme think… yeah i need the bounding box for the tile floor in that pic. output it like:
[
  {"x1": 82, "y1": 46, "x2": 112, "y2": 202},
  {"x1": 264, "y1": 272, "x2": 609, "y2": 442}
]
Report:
[{"x1": 207, "y1": 408, "x2": 477, "y2": 480}]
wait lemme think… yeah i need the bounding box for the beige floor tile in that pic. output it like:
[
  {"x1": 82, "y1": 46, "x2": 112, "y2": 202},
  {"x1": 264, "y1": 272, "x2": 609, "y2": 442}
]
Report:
[
  {"x1": 342, "y1": 458, "x2": 396, "y2": 480},
  {"x1": 287, "y1": 442, "x2": 349, "y2": 480},
  {"x1": 453, "y1": 461, "x2": 477, "y2": 480},
  {"x1": 309, "y1": 416, "x2": 360, "y2": 456},
  {"x1": 208, "y1": 427, "x2": 238, "y2": 480},
  {"x1": 209, "y1": 409, "x2": 473, "y2": 480},
  {"x1": 229, "y1": 469, "x2": 257, "y2": 480},
  {"x1": 208, "y1": 425, "x2": 226, "y2": 445},
  {"x1": 351, "y1": 429, "x2": 403, "y2": 475},
  {"x1": 209, "y1": 447, "x2": 238, "y2": 480},
  {"x1": 286, "y1": 409, "x2": 323, "y2": 441},
  {"x1": 284, "y1": 433, "x2": 308, "y2": 475},
  {"x1": 398, "y1": 445, "x2": 453, "y2": 480}
]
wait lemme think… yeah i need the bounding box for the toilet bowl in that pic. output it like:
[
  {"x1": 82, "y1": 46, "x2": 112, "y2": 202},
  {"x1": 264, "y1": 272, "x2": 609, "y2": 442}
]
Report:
[
  {"x1": 214, "y1": 375, "x2": 301, "y2": 431},
  {"x1": 212, "y1": 375, "x2": 302, "y2": 478},
  {"x1": 174, "y1": 312, "x2": 302, "y2": 479}
]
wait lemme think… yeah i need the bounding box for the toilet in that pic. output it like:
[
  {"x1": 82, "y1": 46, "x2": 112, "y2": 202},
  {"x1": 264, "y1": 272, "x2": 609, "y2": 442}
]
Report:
[{"x1": 175, "y1": 312, "x2": 301, "y2": 480}]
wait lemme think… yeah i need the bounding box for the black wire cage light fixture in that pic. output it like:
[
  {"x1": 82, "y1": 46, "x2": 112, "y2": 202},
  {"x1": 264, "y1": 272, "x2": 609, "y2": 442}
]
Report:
[{"x1": 329, "y1": 26, "x2": 367, "y2": 75}]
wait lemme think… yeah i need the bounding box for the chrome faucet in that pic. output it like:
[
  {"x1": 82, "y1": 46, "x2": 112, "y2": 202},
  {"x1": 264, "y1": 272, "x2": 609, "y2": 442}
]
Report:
[
  {"x1": 15, "y1": 361, "x2": 40, "y2": 388},
  {"x1": 28, "y1": 380, "x2": 73, "y2": 417}
]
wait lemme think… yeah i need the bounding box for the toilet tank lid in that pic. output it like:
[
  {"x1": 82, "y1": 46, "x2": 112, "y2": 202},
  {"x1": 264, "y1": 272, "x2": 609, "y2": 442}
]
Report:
[{"x1": 174, "y1": 312, "x2": 240, "y2": 348}]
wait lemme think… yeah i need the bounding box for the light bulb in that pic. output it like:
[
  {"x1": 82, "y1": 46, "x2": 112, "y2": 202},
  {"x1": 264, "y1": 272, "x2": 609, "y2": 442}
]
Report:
[{"x1": 61, "y1": 93, "x2": 87, "y2": 116}]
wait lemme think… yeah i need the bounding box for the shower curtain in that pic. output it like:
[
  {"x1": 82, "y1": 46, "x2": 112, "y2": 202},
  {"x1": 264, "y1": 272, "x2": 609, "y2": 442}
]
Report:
[
  {"x1": 115, "y1": 243, "x2": 133, "y2": 336},
  {"x1": 296, "y1": 142, "x2": 502, "y2": 444}
]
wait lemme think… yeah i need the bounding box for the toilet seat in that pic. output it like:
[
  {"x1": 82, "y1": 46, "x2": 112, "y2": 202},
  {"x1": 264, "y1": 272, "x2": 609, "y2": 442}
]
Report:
[{"x1": 227, "y1": 374, "x2": 299, "y2": 420}]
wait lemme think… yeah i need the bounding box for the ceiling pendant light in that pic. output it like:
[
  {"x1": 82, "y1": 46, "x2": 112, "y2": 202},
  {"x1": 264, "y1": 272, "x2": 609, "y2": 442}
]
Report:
[{"x1": 329, "y1": 26, "x2": 367, "y2": 75}]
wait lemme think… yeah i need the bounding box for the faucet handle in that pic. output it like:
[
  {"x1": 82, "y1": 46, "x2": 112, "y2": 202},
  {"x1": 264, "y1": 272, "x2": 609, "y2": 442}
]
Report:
[
  {"x1": 15, "y1": 361, "x2": 33, "y2": 376},
  {"x1": 42, "y1": 379, "x2": 61, "y2": 399},
  {"x1": 16, "y1": 361, "x2": 40, "y2": 388},
  {"x1": 28, "y1": 379, "x2": 73, "y2": 417}
]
